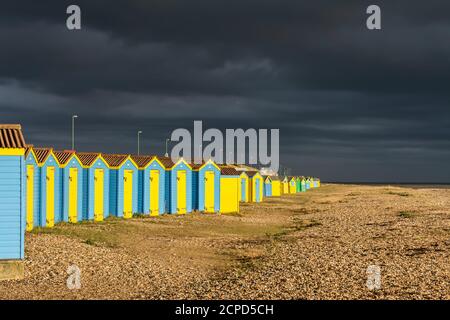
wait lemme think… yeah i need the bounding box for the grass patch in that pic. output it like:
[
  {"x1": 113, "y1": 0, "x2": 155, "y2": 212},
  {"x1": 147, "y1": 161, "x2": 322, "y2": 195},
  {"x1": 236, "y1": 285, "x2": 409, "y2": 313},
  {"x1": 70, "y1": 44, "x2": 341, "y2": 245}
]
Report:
[{"x1": 398, "y1": 211, "x2": 416, "y2": 218}]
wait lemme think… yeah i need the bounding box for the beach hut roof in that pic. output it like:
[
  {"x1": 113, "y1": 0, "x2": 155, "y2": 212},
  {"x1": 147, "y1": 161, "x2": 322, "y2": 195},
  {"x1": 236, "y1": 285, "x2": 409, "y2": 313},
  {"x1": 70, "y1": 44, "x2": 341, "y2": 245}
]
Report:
[
  {"x1": 33, "y1": 147, "x2": 54, "y2": 165},
  {"x1": 190, "y1": 159, "x2": 221, "y2": 171},
  {"x1": 53, "y1": 150, "x2": 76, "y2": 165},
  {"x1": 24, "y1": 144, "x2": 34, "y2": 157},
  {"x1": 157, "y1": 156, "x2": 192, "y2": 170},
  {"x1": 0, "y1": 124, "x2": 26, "y2": 148},
  {"x1": 220, "y1": 167, "x2": 239, "y2": 176},
  {"x1": 76, "y1": 152, "x2": 103, "y2": 167},
  {"x1": 130, "y1": 154, "x2": 159, "y2": 169},
  {"x1": 157, "y1": 156, "x2": 175, "y2": 168},
  {"x1": 102, "y1": 153, "x2": 131, "y2": 168},
  {"x1": 246, "y1": 171, "x2": 260, "y2": 178}
]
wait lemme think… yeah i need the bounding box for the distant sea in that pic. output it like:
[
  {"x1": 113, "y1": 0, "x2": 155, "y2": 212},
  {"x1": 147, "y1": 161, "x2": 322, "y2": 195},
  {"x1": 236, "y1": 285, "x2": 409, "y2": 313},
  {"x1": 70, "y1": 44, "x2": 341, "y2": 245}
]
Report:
[{"x1": 325, "y1": 182, "x2": 450, "y2": 189}]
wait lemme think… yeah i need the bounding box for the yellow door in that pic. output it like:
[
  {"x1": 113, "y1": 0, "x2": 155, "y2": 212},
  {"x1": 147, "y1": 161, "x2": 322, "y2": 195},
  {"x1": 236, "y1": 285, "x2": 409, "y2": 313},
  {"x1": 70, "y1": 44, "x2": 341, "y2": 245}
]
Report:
[
  {"x1": 204, "y1": 171, "x2": 215, "y2": 212},
  {"x1": 123, "y1": 170, "x2": 133, "y2": 218},
  {"x1": 94, "y1": 169, "x2": 104, "y2": 222},
  {"x1": 26, "y1": 165, "x2": 34, "y2": 231},
  {"x1": 177, "y1": 170, "x2": 186, "y2": 214},
  {"x1": 68, "y1": 168, "x2": 78, "y2": 223},
  {"x1": 46, "y1": 167, "x2": 55, "y2": 227},
  {"x1": 150, "y1": 170, "x2": 159, "y2": 215}
]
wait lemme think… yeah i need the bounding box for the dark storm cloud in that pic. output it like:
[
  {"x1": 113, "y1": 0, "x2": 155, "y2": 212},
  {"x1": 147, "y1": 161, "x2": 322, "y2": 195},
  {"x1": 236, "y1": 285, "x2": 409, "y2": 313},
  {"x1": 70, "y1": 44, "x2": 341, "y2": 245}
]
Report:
[{"x1": 1, "y1": 1, "x2": 449, "y2": 181}]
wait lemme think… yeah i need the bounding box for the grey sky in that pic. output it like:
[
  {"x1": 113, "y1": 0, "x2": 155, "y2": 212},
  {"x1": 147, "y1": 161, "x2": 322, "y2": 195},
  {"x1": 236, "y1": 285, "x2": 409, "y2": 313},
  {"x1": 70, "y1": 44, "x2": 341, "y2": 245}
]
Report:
[{"x1": 1, "y1": 1, "x2": 449, "y2": 182}]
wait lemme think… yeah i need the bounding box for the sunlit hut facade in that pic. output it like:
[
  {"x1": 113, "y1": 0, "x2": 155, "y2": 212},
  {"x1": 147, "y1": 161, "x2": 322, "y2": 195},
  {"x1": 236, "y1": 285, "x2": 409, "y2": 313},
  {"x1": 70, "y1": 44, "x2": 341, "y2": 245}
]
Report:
[
  {"x1": 239, "y1": 171, "x2": 249, "y2": 202},
  {"x1": 287, "y1": 176, "x2": 296, "y2": 194},
  {"x1": 160, "y1": 157, "x2": 193, "y2": 214},
  {"x1": 76, "y1": 152, "x2": 110, "y2": 222},
  {"x1": 54, "y1": 150, "x2": 83, "y2": 223},
  {"x1": 271, "y1": 176, "x2": 281, "y2": 196},
  {"x1": 191, "y1": 160, "x2": 221, "y2": 213},
  {"x1": 300, "y1": 176, "x2": 307, "y2": 192},
  {"x1": 131, "y1": 155, "x2": 166, "y2": 216},
  {"x1": 296, "y1": 176, "x2": 301, "y2": 193},
  {"x1": 219, "y1": 167, "x2": 240, "y2": 213},
  {"x1": 103, "y1": 154, "x2": 139, "y2": 219},
  {"x1": 0, "y1": 124, "x2": 26, "y2": 262},
  {"x1": 282, "y1": 176, "x2": 289, "y2": 194},
  {"x1": 305, "y1": 177, "x2": 311, "y2": 190},
  {"x1": 247, "y1": 171, "x2": 264, "y2": 202},
  {"x1": 263, "y1": 176, "x2": 273, "y2": 197},
  {"x1": 25, "y1": 147, "x2": 61, "y2": 228}
]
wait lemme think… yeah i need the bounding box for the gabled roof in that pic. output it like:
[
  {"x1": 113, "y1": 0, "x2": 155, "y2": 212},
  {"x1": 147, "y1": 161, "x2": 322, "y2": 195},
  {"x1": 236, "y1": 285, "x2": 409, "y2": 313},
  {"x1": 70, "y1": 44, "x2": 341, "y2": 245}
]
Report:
[
  {"x1": 157, "y1": 156, "x2": 175, "y2": 168},
  {"x1": 220, "y1": 167, "x2": 239, "y2": 176},
  {"x1": 0, "y1": 124, "x2": 26, "y2": 148},
  {"x1": 246, "y1": 171, "x2": 261, "y2": 178},
  {"x1": 102, "y1": 154, "x2": 130, "y2": 168},
  {"x1": 190, "y1": 159, "x2": 221, "y2": 171},
  {"x1": 53, "y1": 150, "x2": 76, "y2": 165},
  {"x1": 33, "y1": 147, "x2": 53, "y2": 165},
  {"x1": 130, "y1": 155, "x2": 157, "y2": 169},
  {"x1": 76, "y1": 152, "x2": 102, "y2": 167},
  {"x1": 158, "y1": 157, "x2": 192, "y2": 170},
  {"x1": 25, "y1": 144, "x2": 34, "y2": 157}
]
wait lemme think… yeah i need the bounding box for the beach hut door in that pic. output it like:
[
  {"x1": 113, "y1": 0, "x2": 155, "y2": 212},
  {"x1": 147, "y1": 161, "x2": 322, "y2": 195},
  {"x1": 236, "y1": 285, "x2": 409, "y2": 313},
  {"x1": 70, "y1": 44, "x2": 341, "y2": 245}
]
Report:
[
  {"x1": 94, "y1": 169, "x2": 104, "y2": 222},
  {"x1": 123, "y1": 170, "x2": 133, "y2": 218},
  {"x1": 176, "y1": 170, "x2": 186, "y2": 214},
  {"x1": 255, "y1": 179, "x2": 260, "y2": 202},
  {"x1": 204, "y1": 171, "x2": 215, "y2": 212},
  {"x1": 68, "y1": 168, "x2": 78, "y2": 223},
  {"x1": 26, "y1": 165, "x2": 34, "y2": 231},
  {"x1": 46, "y1": 166, "x2": 55, "y2": 227},
  {"x1": 150, "y1": 170, "x2": 159, "y2": 215},
  {"x1": 241, "y1": 178, "x2": 246, "y2": 202}
]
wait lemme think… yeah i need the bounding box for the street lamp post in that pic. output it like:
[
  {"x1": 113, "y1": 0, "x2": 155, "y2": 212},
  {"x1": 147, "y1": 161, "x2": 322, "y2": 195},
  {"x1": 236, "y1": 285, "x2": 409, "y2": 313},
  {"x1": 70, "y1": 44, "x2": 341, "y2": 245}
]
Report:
[
  {"x1": 72, "y1": 115, "x2": 78, "y2": 150},
  {"x1": 137, "y1": 131, "x2": 143, "y2": 155},
  {"x1": 165, "y1": 138, "x2": 170, "y2": 157}
]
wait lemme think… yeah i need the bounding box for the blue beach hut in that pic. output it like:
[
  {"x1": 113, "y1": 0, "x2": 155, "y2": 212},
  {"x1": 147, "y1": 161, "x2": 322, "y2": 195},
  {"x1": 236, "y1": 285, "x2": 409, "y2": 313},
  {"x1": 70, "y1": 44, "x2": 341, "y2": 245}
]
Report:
[
  {"x1": 159, "y1": 157, "x2": 193, "y2": 214},
  {"x1": 263, "y1": 176, "x2": 273, "y2": 197},
  {"x1": 191, "y1": 159, "x2": 221, "y2": 213},
  {"x1": 130, "y1": 155, "x2": 166, "y2": 216},
  {"x1": 0, "y1": 124, "x2": 26, "y2": 265},
  {"x1": 54, "y1": 150, "x2": 83, "y2": 223},
  {"x1": 103, "y1": 154, "x2": 139, "y2": 219},
  {"x1": 26, "y1": 147, "x2": 61, "y2": 228},
  {"x1": 76, "y1": 152, "x2": 110, "y2": 222}
]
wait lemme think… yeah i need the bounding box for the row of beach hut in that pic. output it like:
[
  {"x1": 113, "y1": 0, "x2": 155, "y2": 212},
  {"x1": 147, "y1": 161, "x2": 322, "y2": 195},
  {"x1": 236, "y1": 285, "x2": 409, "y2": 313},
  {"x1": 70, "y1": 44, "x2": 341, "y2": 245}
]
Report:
[
  {"x1": 0, "y1": 124, "x2": 320, "y2": 277},
  {"x1": 23, "y1": 147, "x2": 320, "y2": 231}
]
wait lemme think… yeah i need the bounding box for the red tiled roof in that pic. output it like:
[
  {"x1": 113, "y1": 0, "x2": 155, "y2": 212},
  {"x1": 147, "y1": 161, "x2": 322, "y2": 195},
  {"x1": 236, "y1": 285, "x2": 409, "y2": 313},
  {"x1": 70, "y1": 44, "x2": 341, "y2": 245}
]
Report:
[
  {"x1": 76, "y1": 152, "x2": 101, "y2": 166},
  {"x1": 158, "y1": 156, "x2": 175, "y2": 169},
  {"x1": 0, "y1": 124, "x2": 26, "y2": 148},
  {"x1": 102, "y1": 154, "x2": 129, "y2": 168},
  {"x1": 190, "y1": 162, "x2": 206, "y2": 170},
  {"x1": 130, "y1": 155, "x2": 157, "y2": 169},
  {"x1": 33, "y1": 148, "x2": 53, "y2": 164},
  {"x1": 25, "y1": 144, "x2": 34, "y2": 157},
  {"x1": 54, "y1": 150, "x2": 76, "y2": 165},
  {"x1": 246, "y1": 171, "x2": 260, "y2": 178},
  {"x1": 220, "y1": 167, "x2": 239, "y2": 176}
]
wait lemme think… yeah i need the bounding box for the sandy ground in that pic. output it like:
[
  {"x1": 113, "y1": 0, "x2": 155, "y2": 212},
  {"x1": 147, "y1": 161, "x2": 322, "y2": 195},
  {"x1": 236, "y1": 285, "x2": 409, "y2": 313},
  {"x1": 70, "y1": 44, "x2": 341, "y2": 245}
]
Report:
[{"x1": 0, "y1": 184, "x2": 449, "y2": 300}]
